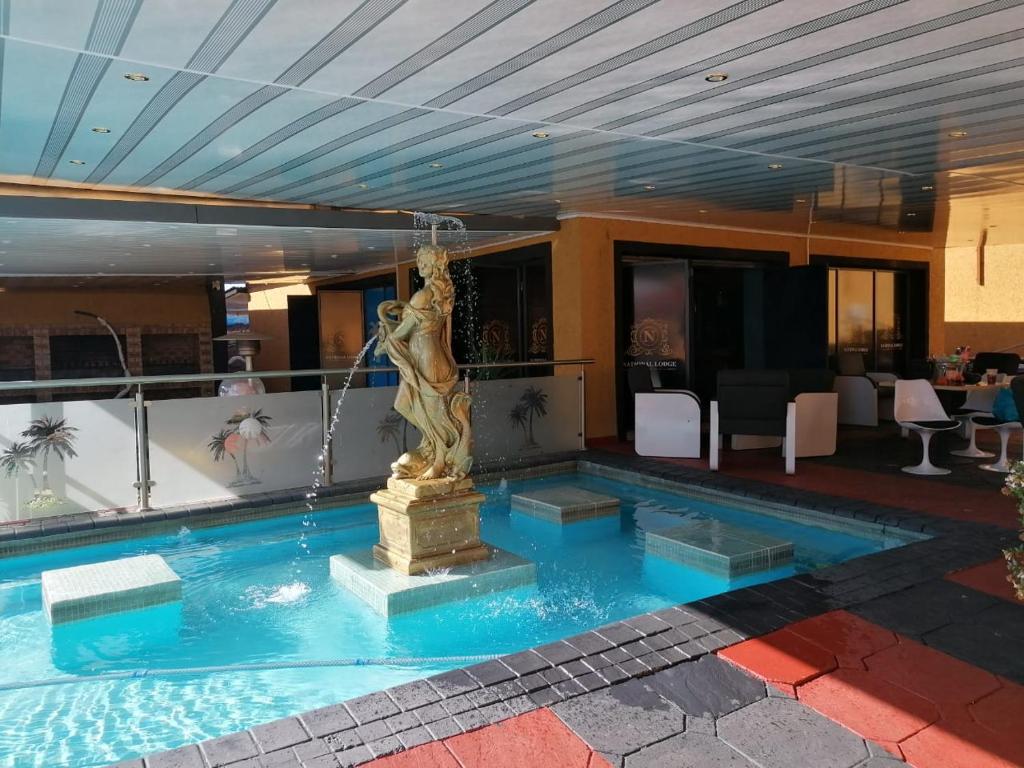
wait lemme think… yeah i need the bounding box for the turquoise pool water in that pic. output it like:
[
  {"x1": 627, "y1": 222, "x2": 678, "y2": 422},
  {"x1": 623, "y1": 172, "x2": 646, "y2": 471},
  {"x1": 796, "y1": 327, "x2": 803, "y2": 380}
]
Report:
[{"x1": 0, "y1": 472, "x2": 906, "y2": 767}]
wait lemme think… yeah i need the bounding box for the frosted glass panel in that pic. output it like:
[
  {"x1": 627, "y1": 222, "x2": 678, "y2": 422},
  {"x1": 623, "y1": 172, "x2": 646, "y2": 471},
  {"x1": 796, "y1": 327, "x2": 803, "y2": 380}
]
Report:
[{"x1": 0, "y1": 399, "x2": 137, "y2": 522}]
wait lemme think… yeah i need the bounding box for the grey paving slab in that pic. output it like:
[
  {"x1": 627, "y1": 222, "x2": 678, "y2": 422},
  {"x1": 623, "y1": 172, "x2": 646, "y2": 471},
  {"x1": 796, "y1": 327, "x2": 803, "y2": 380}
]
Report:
[
  {"x1": 386, "y1": 680, "x2": 440, "y2": 711},
  {"x1": 718, "y1": 697, "x2": 870, "y2": 768},
  {"x1": 145, "y1": 745, "x2": 205, "y2": 768},
  {"x1": 426, "y1": 669, "x2": 479, "y2": 698},
  {"x1": 199, "y1": 731, "x2": 259, "y2": 767},
  {"x1": 398, "y1": 726, "x2": 433, "y2": 749},
  {"x1": 500, "y1": 649, "x2": 550, "y2": 675},
  {"x1": 922, "y1": 602, "x2": 1024, "y2": 683},
  {"x1": 250, "y1": 717, "x2": 309, "y2": 753},
  {"x1": 366, "y1": 736, "x2": 402, "y2": 758},
  {"x1": 564, "y1": 631, "x2": 616, "y2": 655},
  {"x1": 412, "y1": 702, "x2": 449, "y2": 725},
  {"x1": 855, "y1": 758, "x2": 907, "y2": 767},
  {"x1": 292, "y1": 738, "x2": 332, "y2": 761},
  {"x1": 625, "y1": 732, "x2": 757, "y2": 767},
  {"x1": 323, "y1": 729, "x2": 362, "y2": 752},
  {"x1": 849, "y1": 580, "x2": 997, "y2": 638},
  {"x1": 552, "y1": 678, "x2": 687, "y2": 756},
  {"x1": 354, "y1": 719, "x2": 389, "y2": 743},
  {"x1": 425, "y1": 717, "x2": 463, "y2": 740},
  {"x1": 535, "y1": 640, "x2": 585, "y2": 665},
  {"x1": 344, "y1": 692, "x2": 400, "y2": 725},
  {"x1": 335, "y1": 744, "x2": 372, "y2": 767},
  {"x1": 383, "y1": 711, "x2": 420, "y2": 734},
  {"x1": 647, "y1": 656, "x2": 765, "y2": 718},
  {"x1": 464, "y1": 659, "x2": 517, "y2": 686}
]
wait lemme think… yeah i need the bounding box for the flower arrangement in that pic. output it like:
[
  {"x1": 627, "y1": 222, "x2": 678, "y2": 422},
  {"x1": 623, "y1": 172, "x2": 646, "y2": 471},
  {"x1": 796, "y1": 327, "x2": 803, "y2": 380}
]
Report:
[{"x1": 1002, "y1": 461, "x2": 1024, "y2": 600}]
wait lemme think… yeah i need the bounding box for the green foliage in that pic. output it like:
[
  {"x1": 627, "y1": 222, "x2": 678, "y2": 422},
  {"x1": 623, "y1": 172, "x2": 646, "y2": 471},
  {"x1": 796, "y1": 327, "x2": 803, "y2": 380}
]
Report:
[{"x1": 1002, "y1": 462, "x2": 1024, "y2": 601}]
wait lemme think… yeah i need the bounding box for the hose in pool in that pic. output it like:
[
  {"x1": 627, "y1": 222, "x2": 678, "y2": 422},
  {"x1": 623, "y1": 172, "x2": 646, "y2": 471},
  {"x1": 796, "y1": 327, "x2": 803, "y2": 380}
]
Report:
[{"x1": 0, "y1": 655, "x2": 499, "y2": 693}]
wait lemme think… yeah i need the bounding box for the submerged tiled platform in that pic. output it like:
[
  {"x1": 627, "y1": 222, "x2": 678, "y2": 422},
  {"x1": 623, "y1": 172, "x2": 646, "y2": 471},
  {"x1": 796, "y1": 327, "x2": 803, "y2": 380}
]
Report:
[
  {"x1": 646, "y1": 519, "x2": 793, "y2": 577},
  {"x1": 42, "y1": 554, "x2": 181, "y2": 624},
  {"x1": 330, "y1": 546, "x2": 536, "y2": 616},
  {"x1": 510, "y1": 486, "x2": 619, "y2": 524}
]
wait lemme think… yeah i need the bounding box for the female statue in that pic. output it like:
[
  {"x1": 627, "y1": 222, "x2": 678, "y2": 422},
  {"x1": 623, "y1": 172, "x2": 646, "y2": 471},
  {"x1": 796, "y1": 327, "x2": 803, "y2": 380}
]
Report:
[{"x1": 374, "y1": 244, "x2": 473, "y2": 480}]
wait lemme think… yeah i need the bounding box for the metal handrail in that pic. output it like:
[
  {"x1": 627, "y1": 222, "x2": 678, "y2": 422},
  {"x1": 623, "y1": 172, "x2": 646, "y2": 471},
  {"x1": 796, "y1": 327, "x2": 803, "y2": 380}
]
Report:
[{"x1": 0, "y1": 358, "x2": 595, "y2": 392}]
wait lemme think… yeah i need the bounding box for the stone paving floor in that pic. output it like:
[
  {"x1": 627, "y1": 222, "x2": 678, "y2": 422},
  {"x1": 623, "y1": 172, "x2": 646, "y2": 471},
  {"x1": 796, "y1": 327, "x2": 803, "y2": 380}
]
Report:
[{"x1": 110, "y1": 443, "x2": 1023, "y2": 768}]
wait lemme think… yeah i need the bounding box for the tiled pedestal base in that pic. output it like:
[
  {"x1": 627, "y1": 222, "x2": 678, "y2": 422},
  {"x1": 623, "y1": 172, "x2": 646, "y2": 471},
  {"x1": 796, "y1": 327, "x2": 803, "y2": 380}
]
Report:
[
  {"x1": 41, "y1": 554, "x2": 182, "y2": 624},
  {"x1": 331, "y1": 546, "x2": 536, "y2": 616}
]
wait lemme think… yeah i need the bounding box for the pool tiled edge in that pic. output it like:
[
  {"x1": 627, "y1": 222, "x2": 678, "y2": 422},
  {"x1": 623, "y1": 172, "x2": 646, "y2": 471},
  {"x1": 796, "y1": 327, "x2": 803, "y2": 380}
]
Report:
[{"x1": 107, "y1": 449, "x2": 1017, "y2": 768}]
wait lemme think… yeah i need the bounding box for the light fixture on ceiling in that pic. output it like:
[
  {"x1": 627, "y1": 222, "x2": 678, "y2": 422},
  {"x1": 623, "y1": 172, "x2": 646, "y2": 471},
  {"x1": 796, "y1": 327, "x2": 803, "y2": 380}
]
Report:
[
  {"x1": 108, "y1": 263, "x2": 116, "y2": 267},
  {"x1": 357, "y1": 183, "x2": 368, "y2": 189},
  {"x1": 704, "y1": 72, "x2": 728, "y2": 82},
  {"x1": 124, "y1": 72, "x2": 150, "y2": 82},
  {"x1": 69, "y1": 159, "x2": 86, "y2": 165},
  {"x1": 768, "y1": 163, "x2": 784, "y2": 169},
  {"x1": 921, "y1": 185, "x2": 934, "y2": 191},
  {"x1": 142, "y1": 243, "x2": 151, "y2": 247},
  {"x1": 91, "y1": 127, "x2": 111, "y2": 134},
  {"x1": 367, "y1": 246, "x2": 377, "y2": 250},
  {"x1": 643, "y1": 184, "x2": 656, "y2": 190},
  {"x1": 906, "y1": 212, "x2": 917, "y2": 217},
  {"x1": 698, "y1": 209, "x2": 708, "y2": 213},
  {"x1": 948, "y1": 130, "x2": 968, "y2": 138},
  {"x1": 531, "y1": 130, "x2": 550, "y2": 138},
  {"x1": 330, "y1": 254, "x2": 338, "y2": 259},
  {"x1": 303, "y1": 229, "x2": 314, "y2": 234},
  {"x1": 429, "y1": 162, "x2": 444, "y2": 169},
  {"x1": 796, "y1": 198, "x2": 807, "y2": 203}
]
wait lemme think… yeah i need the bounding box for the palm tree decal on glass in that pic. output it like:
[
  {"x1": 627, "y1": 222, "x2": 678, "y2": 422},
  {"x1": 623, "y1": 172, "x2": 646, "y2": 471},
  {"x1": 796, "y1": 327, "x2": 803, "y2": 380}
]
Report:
[
  {"x1": 376, "y1": 409, "x2": 408, "y2": 455},
  {"x1": 208, "y1": 409, "x2": 272, "y2": 487},
  {"x1": 2, "y1": 417, "x2": 81, "y2": 510},
  {"x1": 507, "y1": 386, "x2": 548, "y2": 449},
  {"x1": 1, "y1": 441, "x2": 37, "y2": 513}
]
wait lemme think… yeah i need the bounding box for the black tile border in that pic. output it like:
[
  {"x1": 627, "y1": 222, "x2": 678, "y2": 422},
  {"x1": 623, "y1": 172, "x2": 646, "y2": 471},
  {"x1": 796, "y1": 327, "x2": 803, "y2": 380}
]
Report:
[{"x1": 65, "y1": 448, "x2": 1016, "y2": 767}]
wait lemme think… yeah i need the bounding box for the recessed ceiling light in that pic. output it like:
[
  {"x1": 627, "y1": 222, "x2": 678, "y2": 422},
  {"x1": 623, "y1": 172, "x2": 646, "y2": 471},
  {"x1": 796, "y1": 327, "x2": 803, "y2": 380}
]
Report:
[
  {"x1": 357, "y1": 183, "x2": 368, "y2": 189},
  {"x1": 704, "y1": 72, "x2": 728, "y2": 82},
  {"x1": 948, "y1": 130, "x2": 968, "y2": 138},
  {"x1": 142, "y1": 243, "x2": 151, "y2": 247},
  {"x1": 69, "y1": 159, "x2": 86, "y2": 165},
  {"x1": 368, "y1": 246, "x2": 377, "y2": 250},
  {"x1": 91, "y1": 127, "x2": 111, "y2": 134},
  {"x1": 643, "y1": 184, "x2": 656, "y2": 190},
  {"x1": 303, "y1": 229, "x2": 313, "y2": 234},
  {"x1": 124, "y1": 72, "x2": 150, "y2": 82},
  {"x1": 796, "y1": 198, "x2": 807, "y2": 203},
  {"x1": 208, "y1": 262, "x2": 216, "y2": 266},
  {"x1": 768, "y1": 163, "x2": 784, "y2": 169},
  {"x1": 554, "y1": 198, "x2": 562, "y2": 203},
  {"x1": 531, "y1": 130, "x2": 550, "y2": 139},
  {"x1": 921, "y1": 185, "x2": 934, "y2": 191},
  {"x1": 331, "y1": 254, "x2": 338, "y2": 259},
  {"x1": 429, "y1": 162, "x2": 444, "y2": 169},
  {"x1": 906, "y1": 212, "x2": 917, "y2": 217},
  {"x1": 108, "y1": 263, "x2": 116, "y2": 267},
  {"x1": 698, "y1": 209, "x2": 708, "y2": 213}
]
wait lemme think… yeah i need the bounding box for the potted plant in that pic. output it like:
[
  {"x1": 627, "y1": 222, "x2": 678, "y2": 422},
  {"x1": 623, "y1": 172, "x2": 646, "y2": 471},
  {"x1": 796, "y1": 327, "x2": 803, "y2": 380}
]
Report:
[{"x1": 1003, "y1": 461, "x2": 1024, "y2": 600}]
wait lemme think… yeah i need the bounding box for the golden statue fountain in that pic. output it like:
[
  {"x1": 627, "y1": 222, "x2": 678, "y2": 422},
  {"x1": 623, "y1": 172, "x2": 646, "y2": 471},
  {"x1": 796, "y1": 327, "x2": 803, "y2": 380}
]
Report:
[
  {"x1": 368, "y1": 241, "x2": 489, "y2": 575},
  {"x1": 329, "y1": 222, "x2": 535, "y2": 616}
]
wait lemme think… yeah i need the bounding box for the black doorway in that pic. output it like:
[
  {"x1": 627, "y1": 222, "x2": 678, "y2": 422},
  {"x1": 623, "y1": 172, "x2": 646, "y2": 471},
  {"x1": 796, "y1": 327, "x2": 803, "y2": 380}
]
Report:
[{"x1": 614, "y1": 242, "x2": 788, "y2": 440}]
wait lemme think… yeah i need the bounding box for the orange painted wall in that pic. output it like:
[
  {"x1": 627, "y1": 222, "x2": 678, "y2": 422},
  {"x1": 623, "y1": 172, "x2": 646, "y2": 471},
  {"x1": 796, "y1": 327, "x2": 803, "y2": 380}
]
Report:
[{"x1": 0, "y1": 287, "x2": 209, "y2": 328}]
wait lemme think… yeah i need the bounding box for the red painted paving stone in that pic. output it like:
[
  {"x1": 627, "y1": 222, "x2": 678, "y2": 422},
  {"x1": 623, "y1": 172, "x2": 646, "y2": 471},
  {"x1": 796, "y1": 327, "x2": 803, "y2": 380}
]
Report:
[
  {"x1": 443, "y1": 708, "x2": 613, "y2": 768},
  {"x1": 364, "y1": 741, "x2": 461, "y2": 768},
  {"x1": 594, "y1": 441, "x2": 1017, "y2": 528},
  {"x1": 718, "y1": 627, "x2": 838, "y2": 686},
  {"x1": 786, "y1": 610, "x2": 899, "y2": 670},
  {"x1": 865, "y1": 639, "x2": 1002, "y2": 708},
  {"x1": 900, "y1": 714, "x2": 1024, "y2": 768},
  {"x1": 946, "y1": 559, "x2": 1021, "y2": 603},
  {"x1": 797, "y1": 667, "x2": 939, "y2": 747},
  {"x1": 969, "y1": 681, "x2": 1024, "y2": 737}
]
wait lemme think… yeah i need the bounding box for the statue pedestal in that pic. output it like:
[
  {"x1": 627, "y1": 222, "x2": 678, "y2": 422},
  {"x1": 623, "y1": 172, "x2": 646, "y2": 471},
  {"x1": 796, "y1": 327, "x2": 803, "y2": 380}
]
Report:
[
  {"x1": 331, "y1": 476, "x2": 537, "y2": 616},
  {"x1": 370, "y1": 477, "x2": 490, "y2": 575}
]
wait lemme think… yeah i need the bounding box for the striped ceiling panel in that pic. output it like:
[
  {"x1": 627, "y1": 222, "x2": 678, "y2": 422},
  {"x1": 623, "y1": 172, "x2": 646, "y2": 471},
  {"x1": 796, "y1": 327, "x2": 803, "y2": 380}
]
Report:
[{"x1": 0, "y1": 0, "x2": 1022, "y2": 229}]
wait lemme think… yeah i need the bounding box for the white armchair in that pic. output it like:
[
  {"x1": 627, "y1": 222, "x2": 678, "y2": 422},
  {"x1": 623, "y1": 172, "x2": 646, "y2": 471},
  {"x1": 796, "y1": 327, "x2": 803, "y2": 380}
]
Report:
[
  {"x1": 834, "y1": 353, "x2": 897, "y2": 426},
  {"x1": 635, "y1": 390, "x2": 701, "y2": 458}
]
